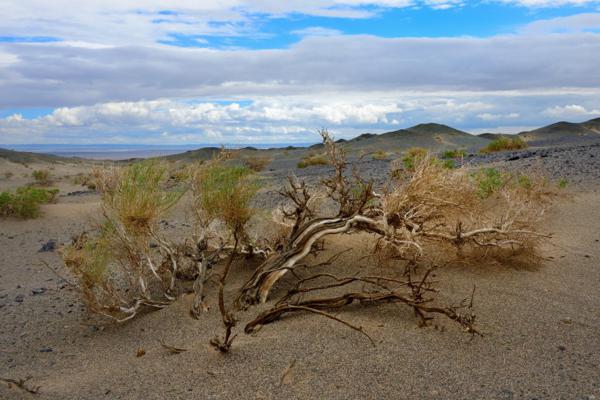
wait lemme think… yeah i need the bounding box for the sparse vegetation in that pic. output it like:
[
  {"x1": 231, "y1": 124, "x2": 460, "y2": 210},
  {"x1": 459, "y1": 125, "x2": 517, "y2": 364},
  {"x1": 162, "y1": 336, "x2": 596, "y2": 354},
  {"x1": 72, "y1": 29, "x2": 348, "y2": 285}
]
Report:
[
  {"x1": 243, "y1": 156, "x2": 271, "y2": 172},
  {"x1": 558, "y1": 178, "x2": 568, "y2": 189},
  {"x1": 71, "y1": 172, "x2": 97, "y2": 190},
  {"x1": 60, "y1": 131, "x2": 556, "y2": 354},
  {"x1": 297, "y1": 153, "x2": 329, "y2": 168},
  {"x1": 480, "y1": 136, "x2": 527, "y2": 153},
  {"x1": 402, "y1": 147, "x2": 428, "y2": 171},
  {"x1": 371, "y1": 150, "x2": 390, "y2": 161},
  {"x1": 441, "y1": 149, "x2": 466, "y2": 159},
  {"x1": 31, "y1": 169, "x2": 52, "y2": 185},
  {"x1": 0, "y1": 186, "x2": 59, "y2": 218}
]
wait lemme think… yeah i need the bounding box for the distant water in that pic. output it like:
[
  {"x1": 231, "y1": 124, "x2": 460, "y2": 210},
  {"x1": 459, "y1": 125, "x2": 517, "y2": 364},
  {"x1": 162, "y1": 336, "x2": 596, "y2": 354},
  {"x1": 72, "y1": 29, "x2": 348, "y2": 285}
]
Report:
[{"x1": 2, "y1": 143, "x2": 314, "y2": 160}]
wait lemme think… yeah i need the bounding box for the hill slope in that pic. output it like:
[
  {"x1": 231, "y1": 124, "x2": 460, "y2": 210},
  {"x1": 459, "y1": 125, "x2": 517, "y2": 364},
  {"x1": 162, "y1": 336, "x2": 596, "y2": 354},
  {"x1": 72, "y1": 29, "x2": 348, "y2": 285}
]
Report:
[
  {"x1": 0, "y1": 147, "x2": 78, "y2": 164},
  {"x1": 519, "y1": 117, "x2": 600, "y2": 143},
  {"x1": 342, "y1": 123, "x2": 490, "y2": 153}
]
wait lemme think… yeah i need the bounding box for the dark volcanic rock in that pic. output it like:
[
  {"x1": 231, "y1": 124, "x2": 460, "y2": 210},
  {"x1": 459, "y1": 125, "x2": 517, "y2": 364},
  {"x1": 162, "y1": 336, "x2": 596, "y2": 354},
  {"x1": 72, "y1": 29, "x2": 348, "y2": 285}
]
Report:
[{"x1": 39, "y1": 239, "x2": 57, "y2": 252}]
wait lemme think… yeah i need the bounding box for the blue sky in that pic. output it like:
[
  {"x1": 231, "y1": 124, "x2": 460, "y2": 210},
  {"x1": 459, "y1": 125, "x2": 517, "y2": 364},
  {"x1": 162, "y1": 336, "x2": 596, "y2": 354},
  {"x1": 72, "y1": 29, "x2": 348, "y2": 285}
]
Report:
[{"x1": 1, "y1": 1, "x2": 599, "y2": 144}]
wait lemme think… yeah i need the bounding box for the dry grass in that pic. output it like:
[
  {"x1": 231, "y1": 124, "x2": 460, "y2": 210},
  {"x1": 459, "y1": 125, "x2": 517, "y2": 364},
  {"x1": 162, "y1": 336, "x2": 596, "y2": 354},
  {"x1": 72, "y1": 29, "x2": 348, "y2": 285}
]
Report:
[
  {"x1": 297, "y1": 154, "x2": 329, "y2": 168},
  {"x1": 243, "y1": 156, "x2": 271, "y2": 172}
]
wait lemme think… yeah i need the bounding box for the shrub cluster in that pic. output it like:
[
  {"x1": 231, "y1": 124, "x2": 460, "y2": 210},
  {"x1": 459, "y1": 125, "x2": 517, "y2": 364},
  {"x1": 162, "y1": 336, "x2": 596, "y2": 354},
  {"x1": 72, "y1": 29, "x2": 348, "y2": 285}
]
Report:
[
  {"x1": 32, "y1": 169, "x2": 52, "y2": 185},
  {"x1": 480, "y1": 137, "x2": 527, "y2": 153},
  {"x1": 243, "y1": 156, "x2": 271, "y2": 172},
  {"x1": 441, "y1": 149, "x2": 467, "y2": 159},
  {"x1": 0, "y1": 187, "x2": 59, "y2": 218},
  {"x1": 297, "y1": 154, "x2": 329, "y2": 168}
]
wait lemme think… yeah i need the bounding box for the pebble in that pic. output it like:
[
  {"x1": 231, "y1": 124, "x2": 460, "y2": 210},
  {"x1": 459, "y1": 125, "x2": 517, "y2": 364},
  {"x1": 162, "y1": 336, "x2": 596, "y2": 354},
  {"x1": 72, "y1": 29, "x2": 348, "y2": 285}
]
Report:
[
  {"x1": 14, "y1": 294, "x2": 24, "y2": 303},
  {"x1": 32, "y1": 287, "x2": 47, "y2": 295}
]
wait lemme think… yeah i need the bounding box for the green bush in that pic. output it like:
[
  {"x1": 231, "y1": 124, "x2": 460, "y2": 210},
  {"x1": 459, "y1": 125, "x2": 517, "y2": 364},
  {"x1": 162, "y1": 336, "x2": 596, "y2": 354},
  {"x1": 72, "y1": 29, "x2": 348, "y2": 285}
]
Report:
[
  {"x1": 0, "y1": 187, "x2": 59, "y2": 218},
  {"x1": 192, "y1": 164, "x2": 257, "y2": 233},
  {"x1": 371, "y1": 151, "x2": 390, "y2": 161},
  {"x1": 442, "y1": 159, "x2": 456, "y2": 169},
  {"x1": 32, "y1": 169, "x2": 52, "y2": 185},
  {"x1": 473, "y1": 168, "x2": 503, "y2": 198},
  {"x1": 480, "y1": 137, "x2": 527, "y2": 153},
  {"x1": 441, "y1": 149, "x2": 466, "y2": 159},
  {"x1": 402, "y1": 147, "x2": 428, "y2": 171},
  {"x1": 558, "y1": 178, "x2": 568, "y2": 189}
]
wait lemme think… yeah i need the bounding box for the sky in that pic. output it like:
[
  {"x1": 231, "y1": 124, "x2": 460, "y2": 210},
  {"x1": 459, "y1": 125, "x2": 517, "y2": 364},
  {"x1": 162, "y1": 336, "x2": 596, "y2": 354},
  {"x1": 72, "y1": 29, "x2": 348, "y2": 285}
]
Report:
[{"x1": 0, "y1": 1, "x2": 600, "y2": 145}]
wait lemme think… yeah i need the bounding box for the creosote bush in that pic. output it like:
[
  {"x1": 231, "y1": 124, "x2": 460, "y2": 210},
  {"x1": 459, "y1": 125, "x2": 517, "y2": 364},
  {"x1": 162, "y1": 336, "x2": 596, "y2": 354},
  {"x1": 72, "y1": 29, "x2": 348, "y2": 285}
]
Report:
[
  {"x1": 62, "y1": 131, "x2": 557, "y2": 352},
  {"x1": 480, "y1": 137, "x2": 527, "y2": 153},
  {"x1": 0, "y1": 187, "x2": 59, "y2": 218}
]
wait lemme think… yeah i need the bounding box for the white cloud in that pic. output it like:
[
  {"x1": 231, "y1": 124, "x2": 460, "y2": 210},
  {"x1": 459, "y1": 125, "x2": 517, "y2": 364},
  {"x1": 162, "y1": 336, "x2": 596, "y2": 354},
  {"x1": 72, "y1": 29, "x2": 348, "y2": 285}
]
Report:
[
  {"x1": 521, "y1": 12, "x2": 600, "y2": 33},
  {"x1": 2, "y1": 93, "x2": 599, "y2": 144},
  {"x1": 542, "y1": 104, "x2": 600, "y2": 117},
  {"x1": 291, "y1": 27, "x2": 343, "y2": 36},
  {"x1": 477, "y1": 112, "x2": 520, "y2": 121},
  {"x1": 1, "y1": 33, "x2": 599, "y2": 110},
  {"x1": 1, "y1": 1, "x2": 599, "y2": 46}
]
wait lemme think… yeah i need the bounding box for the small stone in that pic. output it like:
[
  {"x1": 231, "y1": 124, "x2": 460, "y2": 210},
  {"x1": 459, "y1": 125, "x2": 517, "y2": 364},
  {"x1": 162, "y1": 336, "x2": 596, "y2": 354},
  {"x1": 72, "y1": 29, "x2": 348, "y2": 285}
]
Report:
[
  {"x1": 39, "y1": 239, "x2": 57, "y2": 252},
  {"x1": 39, "y1": 347, "x2": 53, "y2": 353},
  {"x1": 558, "y1": 345, "x2": 566, "y2": 351},
  {"x1": 14, "y1": 294, "x2": 24, "y2": 303},
  {"x1": 32, "y1": 288, "x2": 47, "y2": 295}
]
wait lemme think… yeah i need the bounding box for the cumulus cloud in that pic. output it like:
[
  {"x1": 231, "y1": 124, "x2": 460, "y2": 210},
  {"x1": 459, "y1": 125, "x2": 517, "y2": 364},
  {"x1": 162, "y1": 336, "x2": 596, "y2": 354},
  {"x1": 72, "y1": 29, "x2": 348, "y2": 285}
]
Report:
[
  {"x1": 1, "y1": 92, "x2": 598, "y2": 144},
  {"x1": 543, "y1": 104, "x2": 600, "y2": 117}
]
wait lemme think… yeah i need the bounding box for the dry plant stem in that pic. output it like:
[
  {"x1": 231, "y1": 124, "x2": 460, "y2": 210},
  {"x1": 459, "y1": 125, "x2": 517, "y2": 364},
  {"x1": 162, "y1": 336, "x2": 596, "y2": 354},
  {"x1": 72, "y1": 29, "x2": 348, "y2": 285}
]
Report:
[
  {"x1": 210, "y1": 236, "x2": 239, "y2": 352},
  {"x1": 241, "y1": 215, "x2": 389, "y2": 303},
  {"x1": 245, "y1": 289, "x2": 480, "y2": 340},
  {"x1": 1, "y1": 376, "x2": 40, "y2": 394}
]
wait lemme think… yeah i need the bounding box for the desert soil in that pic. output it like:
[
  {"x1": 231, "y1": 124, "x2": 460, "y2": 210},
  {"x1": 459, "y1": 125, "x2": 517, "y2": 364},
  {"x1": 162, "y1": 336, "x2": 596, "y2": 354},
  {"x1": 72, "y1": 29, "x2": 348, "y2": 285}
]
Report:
[{"x1": 0, "y1": 146, "x2": 599, "y2": 400}]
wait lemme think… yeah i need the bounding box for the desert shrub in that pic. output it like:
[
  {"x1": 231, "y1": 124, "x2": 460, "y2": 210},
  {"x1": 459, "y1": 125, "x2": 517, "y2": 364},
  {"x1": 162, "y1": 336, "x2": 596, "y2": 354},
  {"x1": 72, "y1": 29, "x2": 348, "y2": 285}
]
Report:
[
  {"x1": 558, "y1": 178, "x2": 568, "y2": 189},
  {"x1": 0, "y1": 187, "x2": 59, "y2": 218},
  {"x1": 517, "y1": 174, "x2": 532, "y2": 190},
  {"x1": 402, "y1": 147, "x2": 428, "y2": 171},
  {"x1": 473, "y1": 168, "x2": 503, "y2": 197},
  {"x1": 297, "y1": 154, "x2": 329, "y2": 168},
  {"x1": 32, "y1": 169, "x2": 52, "y2": 185},
  {"x1": 71, "y1": 172, "x2": 97, "y2": 190},
  {"x1": 191, "y1": 163, "x2": 257, "y2": 235},
  {"x1": 441, "y1": 149, "x2": 466, "y2": 159},
  {"x1": 61, "y1": 160, "x2": 186, "y2": 322},
  {"x1": 371, "y1": 150, "x2": 390, "y2": 161},
  {"x1": 243, "y1": 156, "x2": 271, "y2": 172},
  {"x1": 100, "y1": 161, "x2": 183, "y2": 237},
  {"x1": 3, "y1": 171, "x2": 13, "y2": 180},
  {"x1": 480, "y1": 137, "x2": 527, "y2": 153},
  {"x1": 62, "y1": 129, "x2": 556, "y2": 352},
  {"x1": 442, "y1": 159, "x2": 456, "y2": 169}
]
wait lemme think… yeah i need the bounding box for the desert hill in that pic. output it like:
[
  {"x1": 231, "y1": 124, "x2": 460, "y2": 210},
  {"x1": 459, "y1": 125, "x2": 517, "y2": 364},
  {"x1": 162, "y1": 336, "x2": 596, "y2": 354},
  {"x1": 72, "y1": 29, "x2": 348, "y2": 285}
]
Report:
[{"x1": 518, "y1": 117, "x2": 600, "y2": 143}]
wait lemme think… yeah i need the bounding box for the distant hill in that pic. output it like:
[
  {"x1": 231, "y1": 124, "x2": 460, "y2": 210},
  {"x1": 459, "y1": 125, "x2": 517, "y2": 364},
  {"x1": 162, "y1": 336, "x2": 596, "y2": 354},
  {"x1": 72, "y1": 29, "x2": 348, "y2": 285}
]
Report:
[
  {"x1": 163, "y1": 147, "x2": 222, "y2": 162},
  {"x1": 0, "y1": 147, "x2": 77, "y2": 164},
  {"x1": 519, "y1": 118, "x2": 600, "y2": 143},
  {"x1": 478, "y1": 133, "x2": 511, "y2": 141},
  {"x1": 341, "y1": 123, "x2": 490, "y2": 153}
]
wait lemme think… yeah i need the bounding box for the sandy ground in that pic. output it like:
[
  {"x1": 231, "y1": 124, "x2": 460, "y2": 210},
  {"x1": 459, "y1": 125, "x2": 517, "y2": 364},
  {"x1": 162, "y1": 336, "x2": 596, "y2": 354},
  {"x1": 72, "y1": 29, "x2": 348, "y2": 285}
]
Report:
[{"x1": 0, "y1": 161, "x2": 599, "y2": 400}]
